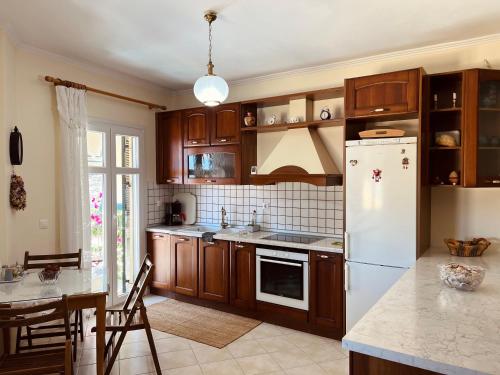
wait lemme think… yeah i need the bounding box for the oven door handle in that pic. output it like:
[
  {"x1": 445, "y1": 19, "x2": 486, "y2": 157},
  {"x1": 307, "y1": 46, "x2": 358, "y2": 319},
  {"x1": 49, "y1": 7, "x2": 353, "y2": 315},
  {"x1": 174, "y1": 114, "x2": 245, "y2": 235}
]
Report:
[{"x1": 259, "y1": 257, "x2": 303, "y2": 267}]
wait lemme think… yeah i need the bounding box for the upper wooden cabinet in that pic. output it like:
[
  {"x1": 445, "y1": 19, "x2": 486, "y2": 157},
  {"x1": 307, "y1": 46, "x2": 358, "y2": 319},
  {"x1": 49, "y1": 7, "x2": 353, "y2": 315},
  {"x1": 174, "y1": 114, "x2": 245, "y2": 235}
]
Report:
[
  {"x1": 230, "y1": 242, "x2": 256, "y2": 311},
  {"x1": 345, "y1": 68, "x2": 421, "y2": 118},
  {"x1": 183, "y1": 108, "x2": 211, "y2": 147},
  {"x1": 147, "y1": 232, "x2": 171, "y2": 291},
  {"x1": 211, "y1": 103, "x2": 241, "y2": 145},
  {"x1": 170, "y1": 235, "x2": 198, "y2": 297},
  {"x1": 198, "y1": 239, "x2": 230, "y2": 303},
  {"x1": 309, "y1": 251, "x2": 343, "y2": 338},
  {"x1": 156, "y1": 111, "x2": 183, "y2": 184}
]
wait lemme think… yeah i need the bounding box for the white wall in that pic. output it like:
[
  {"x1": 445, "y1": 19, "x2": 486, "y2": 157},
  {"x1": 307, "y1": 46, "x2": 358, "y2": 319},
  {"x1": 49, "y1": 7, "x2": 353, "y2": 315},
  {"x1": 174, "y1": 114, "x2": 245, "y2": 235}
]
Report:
[
  {"x1": 172, "y1": 35, "x2": 500, "y2": 248},
  {"x1": 0, "y1": 29, "x2": 171, "y2": 264}
]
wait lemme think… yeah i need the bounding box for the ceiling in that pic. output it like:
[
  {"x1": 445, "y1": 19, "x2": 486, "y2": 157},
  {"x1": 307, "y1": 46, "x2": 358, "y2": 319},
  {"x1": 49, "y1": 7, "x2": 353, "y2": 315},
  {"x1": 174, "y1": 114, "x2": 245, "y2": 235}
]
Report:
[{"x1": 1, "y1": 0, "x2": 500, "y2": 90}]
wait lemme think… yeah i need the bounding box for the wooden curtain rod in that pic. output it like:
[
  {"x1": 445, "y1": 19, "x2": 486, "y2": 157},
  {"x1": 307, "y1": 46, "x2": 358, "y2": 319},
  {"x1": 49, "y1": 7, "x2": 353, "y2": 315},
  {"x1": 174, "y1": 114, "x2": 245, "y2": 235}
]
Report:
[{"x1": 44, "y1": 75, "x2": 167, "y2": 110}]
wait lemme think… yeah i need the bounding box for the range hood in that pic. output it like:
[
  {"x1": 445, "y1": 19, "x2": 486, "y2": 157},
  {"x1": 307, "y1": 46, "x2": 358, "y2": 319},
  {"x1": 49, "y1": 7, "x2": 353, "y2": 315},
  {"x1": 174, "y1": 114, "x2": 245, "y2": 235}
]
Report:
[{"x1": 250, "y1": 128, "x2": 342, "y2": 186}]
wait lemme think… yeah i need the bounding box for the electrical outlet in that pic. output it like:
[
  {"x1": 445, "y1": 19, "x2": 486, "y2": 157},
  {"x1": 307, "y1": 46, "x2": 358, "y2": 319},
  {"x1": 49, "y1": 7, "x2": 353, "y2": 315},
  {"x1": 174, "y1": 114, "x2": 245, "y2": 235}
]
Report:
[
  {"x1": 39, "y1": 219, "x2": 49, "y2": 229},
  {"x1": 261, "y1": 201, "x2": 270, "y2": 209}
]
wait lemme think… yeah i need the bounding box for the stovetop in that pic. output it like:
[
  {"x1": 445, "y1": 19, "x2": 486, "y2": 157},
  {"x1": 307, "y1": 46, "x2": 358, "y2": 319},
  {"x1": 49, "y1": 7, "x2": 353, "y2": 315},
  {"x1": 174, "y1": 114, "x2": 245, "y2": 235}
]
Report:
[{"x1": 262, "y1": 233, "x2": 326, "y2": 245}]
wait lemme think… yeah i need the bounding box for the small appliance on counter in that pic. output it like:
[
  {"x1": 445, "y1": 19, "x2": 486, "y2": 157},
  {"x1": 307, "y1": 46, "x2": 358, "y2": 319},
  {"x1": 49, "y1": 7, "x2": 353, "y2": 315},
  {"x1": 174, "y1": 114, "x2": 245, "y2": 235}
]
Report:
[{"x1": 170, "y1": 200, "x2": 183, "y2": 226}]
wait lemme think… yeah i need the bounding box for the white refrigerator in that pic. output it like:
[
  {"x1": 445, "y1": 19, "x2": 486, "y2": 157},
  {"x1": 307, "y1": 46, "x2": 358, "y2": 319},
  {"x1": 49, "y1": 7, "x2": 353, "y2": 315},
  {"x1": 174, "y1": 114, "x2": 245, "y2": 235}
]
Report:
[{"x1": 345, "y1": 137, "x2": 417, "y2": 331}]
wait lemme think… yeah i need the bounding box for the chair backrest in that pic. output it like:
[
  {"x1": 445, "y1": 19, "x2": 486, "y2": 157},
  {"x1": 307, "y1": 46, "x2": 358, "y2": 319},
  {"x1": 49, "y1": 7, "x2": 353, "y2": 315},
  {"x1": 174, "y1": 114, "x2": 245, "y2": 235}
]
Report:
[
  {"x1": 24, "y1": 249, "x2": 82, "y2": 270},
  {"x1": 0, "y1": 295, "x2": 71, "y2": 340},
  {"x1": 122, "y1": 255, "x2": 154, "y2": 312}
]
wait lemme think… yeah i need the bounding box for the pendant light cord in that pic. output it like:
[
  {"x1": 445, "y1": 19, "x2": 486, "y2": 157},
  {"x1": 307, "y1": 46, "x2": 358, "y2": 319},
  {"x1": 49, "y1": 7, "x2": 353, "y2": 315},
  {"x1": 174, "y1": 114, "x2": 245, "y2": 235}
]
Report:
[{"x1": 207, "y1": 19, "x2": 214, "y2": 74}]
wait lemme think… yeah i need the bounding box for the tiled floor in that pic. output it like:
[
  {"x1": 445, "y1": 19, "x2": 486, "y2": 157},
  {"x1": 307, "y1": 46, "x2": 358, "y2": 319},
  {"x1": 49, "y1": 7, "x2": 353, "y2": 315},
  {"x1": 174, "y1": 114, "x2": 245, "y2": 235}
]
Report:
[{"x1": 75, "y1": 295, "x2": 348, "y2": 375}]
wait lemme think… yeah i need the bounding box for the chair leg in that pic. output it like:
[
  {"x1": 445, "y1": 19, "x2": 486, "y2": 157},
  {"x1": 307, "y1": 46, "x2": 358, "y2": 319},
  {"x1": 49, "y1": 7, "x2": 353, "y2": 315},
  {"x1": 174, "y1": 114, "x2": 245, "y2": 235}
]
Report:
[
  {"x1": 72, "y1": 312, "x2": 78, "y2": 361},
  {"x1": 105, "y1": 330, "x2": 127, "y2": 375},
  {"x1": 141, "y1": 307, "x2": 162, "y2": 375},
  {"x1": 79, "y1": 310, "x2": 84, "y2": 341},
  {"x1": 15, "y1": 326, "x2": 21, "y2": 354},
  {"x1": 26, "y1": 326, "x2": 33, "y2": 348}
]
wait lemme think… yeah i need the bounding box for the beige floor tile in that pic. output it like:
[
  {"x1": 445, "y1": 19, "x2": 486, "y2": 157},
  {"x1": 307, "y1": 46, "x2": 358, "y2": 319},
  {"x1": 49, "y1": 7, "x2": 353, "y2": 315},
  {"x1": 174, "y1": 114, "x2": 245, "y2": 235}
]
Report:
[
  {"x1": 80, "y1": 348, "x2": 97, "y2": 365},
  {"x1": 155, "y1": 337, "x2": 192, "y2": 353},
  {"x1": 166, "y1": 364, "x2": 203, "y2": 375},
  {"x1": 189, "y1": 340, "x2": 215, "y2": 351},
  {"x1": 193, "y1": 346, "x2": 233, "y2": 364},
  {"x1": 299, "y1": 342, "x2": 347, "y2": 363},
  {"x1": 152, "y1": 329, "x2": 176, "y2": 340},
  {"x1": 269, "y1": 347, "x2": 314, "y2": 369},
  {"x1": 119, "y1": 355, "x2": 156, "y2": 375},
  {"x1": 201, "y1": 359, "x2": 244, "y2": 375},
  {"x1": 249, "y1": 323, "x2": 285, "y2": 339},
  {"x1": 228, "y1": 340, "x2": 266, "y2": 358},
  {"x1": 120, "y1": 340, "x2": 154, "y2": 359},
  {"x1": 236, "y1": 354, "x2": 281, "y2": 375},
  {"x1": 318, "y1": 358, "x2": 349, "y2": 375},
  {"x1": 256, "y1": 336, "x2": 299, "y2": 353},
  {"x1": 157, "y1": 349, "x2": 198, "y2": 370},
  {"x1": 284, "y1": 363, "x2": 328, "y2": 375},
  {"x1": 78, "y1": 363, "x2": 119, "y2": 375}
]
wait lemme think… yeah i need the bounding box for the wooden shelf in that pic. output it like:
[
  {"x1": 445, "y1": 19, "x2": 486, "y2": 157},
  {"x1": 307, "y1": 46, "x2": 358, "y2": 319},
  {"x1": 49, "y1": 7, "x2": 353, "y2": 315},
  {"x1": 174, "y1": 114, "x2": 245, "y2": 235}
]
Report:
[
  {"x1": 430, "y1": 107, "x2": 461, "y2": 113},
  {"x1": 241, "y1": 87, "x2": 344, "y2": 107},
  {"x1": 241, "y1": 119, "x2": 344, "y2": 133},
  {"x1": 479, "y1": 107, "x2": 500, "y2": 112},
  {"x1": 249, "y1": 173, "x2": 343, "y2": 186},
  {"x1": 478, "y1": 146, "x2": 500, "y2": 150},
  {"x1": 430, "y1": 146, "x2": 461, "y2": 150}
]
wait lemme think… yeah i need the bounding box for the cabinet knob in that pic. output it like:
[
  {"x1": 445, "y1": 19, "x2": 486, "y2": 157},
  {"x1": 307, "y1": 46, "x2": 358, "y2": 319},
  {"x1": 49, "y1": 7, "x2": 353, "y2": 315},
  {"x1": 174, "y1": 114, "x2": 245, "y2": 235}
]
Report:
[
  {"x1": 177, "y1": 237, "x2": 189, "y2": 242},
  {"x1": 205, "y1": 179, "x2": 216, "y2": 183},
  {"x1": 318, "y1": 254, "x2": 330, "y2": 259},
  {"x1": 218, "y1": 138, "x2": 228, "y2": 143},
  {"x1": 166, "y1": 179, "x2": 173, "y2": 183},
  {"x1": 205, "y1": 241, "x2": 215, "y2": 245},
  {"x1": 152, "y1": 234, "x2": 164, "y2": 239},
  {"x1": 191, "y1": 140, "x2": 199, "y2": 144},
  {"x1": 371, "y1": 108, "x2": 389, "y2": 113},
  {"x1": 234, "y1": 244, "x2": 245, "y2": 248}
]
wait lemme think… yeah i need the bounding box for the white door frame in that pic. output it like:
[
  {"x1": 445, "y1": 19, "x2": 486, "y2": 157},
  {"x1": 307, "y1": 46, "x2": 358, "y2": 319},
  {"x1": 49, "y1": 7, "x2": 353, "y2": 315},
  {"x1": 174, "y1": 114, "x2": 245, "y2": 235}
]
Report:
[{"x1": 88, "y1": 118, "x2": 146, "y2": 306}]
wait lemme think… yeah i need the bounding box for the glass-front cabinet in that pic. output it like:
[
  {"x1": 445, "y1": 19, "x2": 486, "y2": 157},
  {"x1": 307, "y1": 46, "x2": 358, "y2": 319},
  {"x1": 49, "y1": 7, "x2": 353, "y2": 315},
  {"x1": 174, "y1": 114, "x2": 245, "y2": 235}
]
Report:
[
  {"x1": 183, "y1": 145, "x2": 241, "y2": 184},
  {"x1": 464, "y1": 69, "x2": 500, "y2": 187}
]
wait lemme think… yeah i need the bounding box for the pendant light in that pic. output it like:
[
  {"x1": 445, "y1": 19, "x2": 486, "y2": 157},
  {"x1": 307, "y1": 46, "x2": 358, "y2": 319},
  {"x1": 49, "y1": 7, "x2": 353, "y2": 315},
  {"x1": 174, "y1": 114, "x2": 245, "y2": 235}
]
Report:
[{"x1": 193, "y1": 11, "x2": 229, "y2": 107}]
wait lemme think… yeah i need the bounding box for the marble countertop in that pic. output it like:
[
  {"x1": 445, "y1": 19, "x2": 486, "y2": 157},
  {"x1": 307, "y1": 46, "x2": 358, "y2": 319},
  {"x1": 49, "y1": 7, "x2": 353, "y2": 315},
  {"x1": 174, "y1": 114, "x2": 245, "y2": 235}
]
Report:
[
  {"x1": 342, "y1": 246, "x2": 500, "y2": 375},
  {"x1": 146, "y1": 225, "x2": 343, "y2": 254}
]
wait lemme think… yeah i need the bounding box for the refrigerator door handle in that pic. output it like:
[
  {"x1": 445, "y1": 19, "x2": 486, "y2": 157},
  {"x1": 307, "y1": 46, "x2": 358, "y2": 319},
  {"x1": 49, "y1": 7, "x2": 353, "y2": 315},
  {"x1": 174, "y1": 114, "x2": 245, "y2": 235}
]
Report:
[
  {"x1": 344, "y1": 232, "x2": 350, "y2": 260},
  {"x1": 345, "y1": 263, "x2": 350, "y2": 291}
]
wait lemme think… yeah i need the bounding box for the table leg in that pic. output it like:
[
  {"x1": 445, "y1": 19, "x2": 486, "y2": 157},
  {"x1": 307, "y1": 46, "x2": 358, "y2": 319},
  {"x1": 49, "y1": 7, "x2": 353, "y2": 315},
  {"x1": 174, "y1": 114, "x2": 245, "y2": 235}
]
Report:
[{"x1": 95, "y1": 294, "x2": 106, "y2": 375}]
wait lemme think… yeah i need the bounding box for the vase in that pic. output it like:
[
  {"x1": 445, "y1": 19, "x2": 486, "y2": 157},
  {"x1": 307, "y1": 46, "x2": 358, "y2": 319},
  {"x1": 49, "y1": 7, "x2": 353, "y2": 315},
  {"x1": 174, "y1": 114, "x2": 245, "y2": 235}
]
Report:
[{"x1": 243, "y1": 112, "x2": 256, "y2": 127}]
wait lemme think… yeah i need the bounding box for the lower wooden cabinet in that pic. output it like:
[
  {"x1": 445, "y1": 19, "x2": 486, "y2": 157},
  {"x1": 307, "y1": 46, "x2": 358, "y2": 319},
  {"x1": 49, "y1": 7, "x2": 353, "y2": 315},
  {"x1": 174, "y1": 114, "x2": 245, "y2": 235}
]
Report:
[
  {"x1": 198, "y1": 239, "x2": 230, "y2": 303},
  {"x1": 309, "y1": 251, "x2": 344, "y2": 335},
  {"x1": 350, "y1": 352, "x2": 439, "y2": 375},
  {"x1": 147, "y1": 232, "x2": 171, "y2": 291},
  {"x1": 170, "y1": 235, "x2": 198, "y2": 297},
  {"x1": 230, "y1": 242, "x2": 256, "y2": 310}
]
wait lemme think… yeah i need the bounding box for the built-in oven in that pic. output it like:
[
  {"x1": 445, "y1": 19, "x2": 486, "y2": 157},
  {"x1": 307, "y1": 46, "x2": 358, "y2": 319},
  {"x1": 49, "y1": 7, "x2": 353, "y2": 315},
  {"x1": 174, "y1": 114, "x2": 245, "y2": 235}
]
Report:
[{"x1": 256, "y1": 246, "x2": 309, "y2": 311}]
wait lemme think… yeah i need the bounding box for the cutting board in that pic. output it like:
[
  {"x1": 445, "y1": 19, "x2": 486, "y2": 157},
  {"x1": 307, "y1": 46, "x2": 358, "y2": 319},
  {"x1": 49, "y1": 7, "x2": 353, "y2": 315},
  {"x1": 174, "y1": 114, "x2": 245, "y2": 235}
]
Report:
[{"x1": 172, "y1": 193, "x2": 196, "y2": 225}]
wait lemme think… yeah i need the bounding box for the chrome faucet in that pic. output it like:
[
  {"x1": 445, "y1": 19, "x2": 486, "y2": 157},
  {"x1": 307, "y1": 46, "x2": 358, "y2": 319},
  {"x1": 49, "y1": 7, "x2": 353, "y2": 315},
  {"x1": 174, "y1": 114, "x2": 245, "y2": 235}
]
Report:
[{"x1": 221, "y1": 207, "x2": 229, "y2": 229}]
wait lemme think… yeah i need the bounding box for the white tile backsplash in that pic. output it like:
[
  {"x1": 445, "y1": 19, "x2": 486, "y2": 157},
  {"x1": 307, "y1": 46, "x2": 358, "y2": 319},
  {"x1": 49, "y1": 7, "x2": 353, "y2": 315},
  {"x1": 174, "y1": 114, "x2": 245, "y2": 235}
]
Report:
[{"x1": 147, "y1": 182, "x2": 344, "y2": 236}]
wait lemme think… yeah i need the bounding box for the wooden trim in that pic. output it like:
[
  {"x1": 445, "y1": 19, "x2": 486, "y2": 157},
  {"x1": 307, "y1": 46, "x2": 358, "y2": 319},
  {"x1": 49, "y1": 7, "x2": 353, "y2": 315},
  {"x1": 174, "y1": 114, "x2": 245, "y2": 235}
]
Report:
[
  {"x1": 463, "y1": 69, "x2": 479, "y2": 187},
  {"x1": 349, "y1": 352, "x2": 440, "y2": 374},
  {"x1": 241, "y1": 86, "x2": 344, "y2": 106},
  {"x1": 44, "y1": 75, "x2": 166, "y2": 110},
  {"x1": 249, "y1": 173, "x2": 342, "y2": 186},
  {"x1": 240, "y1": 119, "x2": 344, "y2": 133}
]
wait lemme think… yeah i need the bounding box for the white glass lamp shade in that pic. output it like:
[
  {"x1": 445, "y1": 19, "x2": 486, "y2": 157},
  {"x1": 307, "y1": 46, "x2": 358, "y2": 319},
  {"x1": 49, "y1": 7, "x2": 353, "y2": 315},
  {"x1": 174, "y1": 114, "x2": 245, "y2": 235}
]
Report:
[{"x1": 193, "y1": 74, "x2": 229, "y2": 107}]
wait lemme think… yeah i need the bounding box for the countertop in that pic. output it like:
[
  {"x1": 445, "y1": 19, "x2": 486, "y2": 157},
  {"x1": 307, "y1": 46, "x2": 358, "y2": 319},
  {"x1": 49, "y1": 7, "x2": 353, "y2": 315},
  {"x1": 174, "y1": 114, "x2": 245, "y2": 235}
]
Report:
[
  {"x1": 342, "y1": 246, "x2": 500, "y2": 375},
  {"x1": 146, "y1": 225, "x2": 343, "y2": 254}
]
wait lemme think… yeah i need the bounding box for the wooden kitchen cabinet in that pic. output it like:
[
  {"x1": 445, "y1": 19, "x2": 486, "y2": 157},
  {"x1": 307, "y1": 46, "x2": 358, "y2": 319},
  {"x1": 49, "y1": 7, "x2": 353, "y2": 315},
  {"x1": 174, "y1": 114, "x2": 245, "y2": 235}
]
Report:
[
  {"x1": 211, "y1": 103, "x2": 241, "y2": 145},
  {"x1": 309, "y1": 251, "x2": 343, "y2": 337},
  {"x1": 198, "y1": 239, "x2": 230, "y2": 303},
  {"x1": 230, "y1": 242, "x2": 256, "y2": 310},
  {"x1": 156, "y1": 111, "x2": 183, "y2": 184},
  {"x1": 345, "y1": 68, "x2": 421, "y2": 118},
  {"x1": 170, "y1": 235, "x2": 198, "y2": 296},
  {"x1": 183, "y1": 107, "x2": 210, "y2": 147},
  {"x1": 147, "y1": 232, "x2": 171, "y2": 291}
]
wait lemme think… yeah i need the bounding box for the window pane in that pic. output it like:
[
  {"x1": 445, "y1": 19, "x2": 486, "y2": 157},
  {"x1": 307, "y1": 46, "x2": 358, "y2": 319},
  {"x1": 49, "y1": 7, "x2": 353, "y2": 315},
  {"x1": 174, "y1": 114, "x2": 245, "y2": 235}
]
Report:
[
  {"x1": 89, "y1": 173, "x2": 106, "y2": 292},
  {"x1": 87, "y1": 131, "x2": 105, "y2": 167},
  {"x1": 116, "y1": 135, "x2": 139, "y2": 168},
  {"x1": 116, "y1": 174, "x2": 139, "y2": 296}
]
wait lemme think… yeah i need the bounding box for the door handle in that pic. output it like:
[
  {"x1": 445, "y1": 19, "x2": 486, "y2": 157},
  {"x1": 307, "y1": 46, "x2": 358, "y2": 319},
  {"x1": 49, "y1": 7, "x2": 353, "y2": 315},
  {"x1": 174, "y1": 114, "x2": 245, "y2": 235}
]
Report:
[
  {"x1": 371, "y1": 108, "x2": 389, "y2": 113},
  {"x1": 344, "y1": 232, "x2": 350, "y2": 260},
  {"x1": 152, "y1": 234, "x2": 164, "y2": 239},
  {"x1": 191, "y1": 140, "x2": 199, "y2": 144},
  {"x1": 344, "y1": 263, "x2": 350, "y2": 291},
  {"x1": 218, "y1": 138, "x2": 228, "y2": 143},
  {"x1": 177, "y1": 237, "x2": 189, "y2": 242},
  {"x1": 260, "y1": 258, "x2": 302, "y2": 267},
  {"x1": 234, "y1": 243, "x2": 245, "y2": 249},
  {"x1": 205, "y1": 241, "x2": 215, "y2": 245},
  {"x1": 318, "y1": 254, "x2": 330, "y2": 259},
  {"x1": 205, "y1": 179, "x2": 216, "y2": 183}
]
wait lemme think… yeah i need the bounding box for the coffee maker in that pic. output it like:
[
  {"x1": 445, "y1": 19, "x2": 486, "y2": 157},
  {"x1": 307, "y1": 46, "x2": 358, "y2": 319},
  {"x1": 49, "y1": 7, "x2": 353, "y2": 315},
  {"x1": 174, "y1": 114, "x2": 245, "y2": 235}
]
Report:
[{"x1": 169, "y1": 200, "x2": 183, "y2": 226}]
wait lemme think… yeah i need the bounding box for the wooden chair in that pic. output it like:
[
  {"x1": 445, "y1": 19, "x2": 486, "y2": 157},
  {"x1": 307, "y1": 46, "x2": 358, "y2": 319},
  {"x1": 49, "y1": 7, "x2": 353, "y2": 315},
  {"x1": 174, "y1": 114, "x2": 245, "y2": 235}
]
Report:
[
  {"x1": 93, "y1": 255, "x2": 162, "y2": 375},
  {"x1": 20, "y1": 250, "x2": 84, "y2": 360},
  {"x1": 0, "y1": 295, "x2": 72, "y2": 375}
]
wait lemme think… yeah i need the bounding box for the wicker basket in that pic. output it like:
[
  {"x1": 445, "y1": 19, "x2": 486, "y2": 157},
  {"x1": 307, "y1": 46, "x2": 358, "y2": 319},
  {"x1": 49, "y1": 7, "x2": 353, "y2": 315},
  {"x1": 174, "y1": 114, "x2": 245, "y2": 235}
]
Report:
[{"x1": 444, "y1": 238, "x2": 491, "y2": 257}]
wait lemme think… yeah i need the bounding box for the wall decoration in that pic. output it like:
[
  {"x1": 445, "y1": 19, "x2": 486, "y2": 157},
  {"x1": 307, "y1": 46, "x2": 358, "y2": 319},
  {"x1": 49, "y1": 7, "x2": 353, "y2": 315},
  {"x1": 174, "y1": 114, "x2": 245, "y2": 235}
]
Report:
[
  {"x1": 243, "y1": 112, "x2": 256, "y2": 127},
  {"x1": 9, "y1": 126, "x2": 23, "y2": 165},
  {"x1": 372, "y1": 169, "x2": 382, "y2": 182},
  {"x1": 10, "y1": 174, "x2": 26, "y2": 210}
]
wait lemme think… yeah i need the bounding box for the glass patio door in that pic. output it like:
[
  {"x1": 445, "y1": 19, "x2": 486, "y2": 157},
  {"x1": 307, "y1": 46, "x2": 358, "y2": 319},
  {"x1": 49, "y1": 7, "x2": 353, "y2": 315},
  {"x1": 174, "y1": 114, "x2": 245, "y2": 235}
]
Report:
[{"x1": 87, "y1": 122, "x2": 144, "y2": 306}]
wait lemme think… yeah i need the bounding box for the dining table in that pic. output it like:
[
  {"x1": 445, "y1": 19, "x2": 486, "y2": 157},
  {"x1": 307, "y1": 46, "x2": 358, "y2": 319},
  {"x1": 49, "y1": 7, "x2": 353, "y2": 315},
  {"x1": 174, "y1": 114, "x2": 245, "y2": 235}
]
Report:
[{"x1": 0, "y1": 269, "x2": 108, "y2": 375}]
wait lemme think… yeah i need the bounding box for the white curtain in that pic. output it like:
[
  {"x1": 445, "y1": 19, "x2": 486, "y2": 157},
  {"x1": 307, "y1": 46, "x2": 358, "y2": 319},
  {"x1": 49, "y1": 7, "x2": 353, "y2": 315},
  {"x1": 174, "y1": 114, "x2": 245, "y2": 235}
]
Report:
[{"x1": 56, "y1": 86, "x2": 91, "y2": 269}]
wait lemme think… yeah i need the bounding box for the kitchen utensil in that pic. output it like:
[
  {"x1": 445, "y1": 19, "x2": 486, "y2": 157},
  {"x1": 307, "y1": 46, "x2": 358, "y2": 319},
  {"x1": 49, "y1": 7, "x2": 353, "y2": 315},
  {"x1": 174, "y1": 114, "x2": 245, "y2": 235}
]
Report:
[
  {"x1": 172, "y1": 192, "x2": 197, "y2": 225},
  {"x1": 444, "y1": 238, "x2": 491, "y2": 257},
  {"x1": 439, "y1": 263, "x2": 485, "y2": 291}
]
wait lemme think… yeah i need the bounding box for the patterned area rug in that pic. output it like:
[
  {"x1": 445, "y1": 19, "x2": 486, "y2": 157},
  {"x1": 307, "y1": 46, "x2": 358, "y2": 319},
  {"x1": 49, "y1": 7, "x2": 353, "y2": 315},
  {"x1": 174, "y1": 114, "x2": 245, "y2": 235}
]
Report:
[{"x1": 147, "y1": 299, "x2": 262, "y2": 348}]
